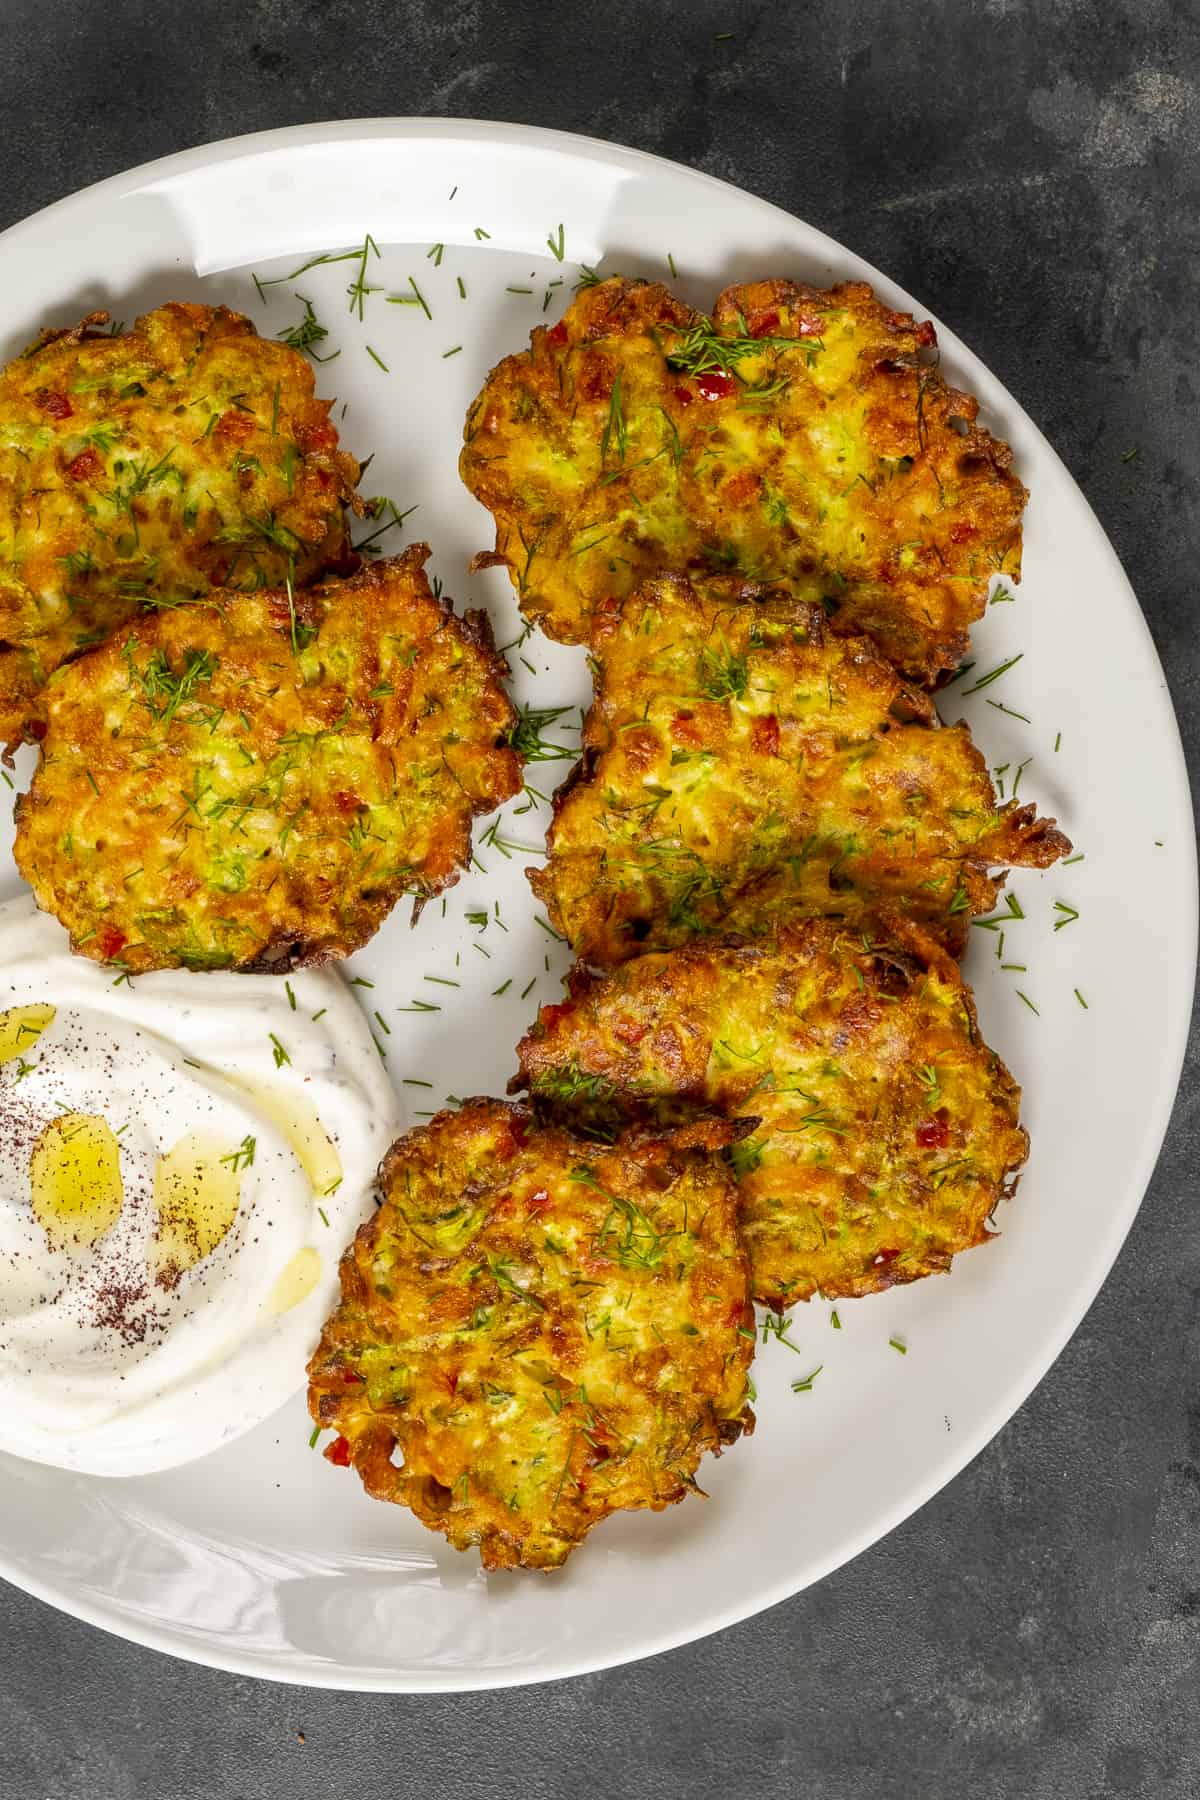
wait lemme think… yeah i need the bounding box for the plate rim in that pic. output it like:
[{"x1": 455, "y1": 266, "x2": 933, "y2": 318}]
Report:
[{"x1": 0, "y1": 114, "x2": 1195, "y2": 1692}]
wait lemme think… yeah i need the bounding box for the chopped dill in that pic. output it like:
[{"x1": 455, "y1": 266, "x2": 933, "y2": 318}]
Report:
[
  {"x1": 961, "y1": 653, "x2": 1023, "y2": 696},
  {"x1": 277, "y1": 294, "x2": 340, "y2": 363}
]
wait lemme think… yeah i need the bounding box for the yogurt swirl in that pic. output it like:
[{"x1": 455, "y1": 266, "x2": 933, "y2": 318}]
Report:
[{"x1": 0, "y1": 897, "x2": 401, "y2": 1475}]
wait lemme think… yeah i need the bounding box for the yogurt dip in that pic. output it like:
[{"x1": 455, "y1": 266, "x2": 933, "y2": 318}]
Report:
[{"x1": 0, "y1": 896, "x2": 402, "y2": 1475}]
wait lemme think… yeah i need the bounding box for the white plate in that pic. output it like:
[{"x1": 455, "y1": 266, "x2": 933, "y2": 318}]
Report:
[{"x1": 0, "y1": 119, "x2": 1193, "y2": 1692}]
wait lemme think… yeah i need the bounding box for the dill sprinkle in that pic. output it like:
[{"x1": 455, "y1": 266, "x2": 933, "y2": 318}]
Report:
[
  {"x1": 365, "y1": 344, "x2": 389, "y2": 372},
  {"x1": 1075, "y1": 988, "x2": 1089, "y2": 1010},
  {"x1": 961, "y1": 653, "x2": 1023, "y2": 696},
  {"x1": 889, "y1": 1337, "x2": 907, "y2": 1355},
  {"x1": 1016, "y1": 990, "x2": 1040, "y2": 1016}
]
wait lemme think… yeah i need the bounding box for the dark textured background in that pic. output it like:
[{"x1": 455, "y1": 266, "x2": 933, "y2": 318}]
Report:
[{"x1": 1, "y1": 2, "x2": 1197, "y2": 1796}]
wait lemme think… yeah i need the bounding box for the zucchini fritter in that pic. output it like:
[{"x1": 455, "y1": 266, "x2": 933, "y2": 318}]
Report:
[
  {"x1": 531, "y1": 574, "x2": 1068, "y2": 964},
  {"x1": 14, "y1": 548, "x2": 521, "y2": 972},
  {"x1": 515, "y1": 922, "x2": 1027, "y2": 1306},
  {"x1": 307, "y1": 1100, "x2": 755, "y2": 1570},
  {"x1": 0, "y1": 302, "x2": 359, "y2": 745},
  {"x1": 461, "y1": 276, "x2": 1024, "y2": 681}
]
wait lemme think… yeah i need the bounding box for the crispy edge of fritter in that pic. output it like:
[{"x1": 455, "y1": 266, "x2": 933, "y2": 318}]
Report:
[
  {"x1": 0, "y1": 303, "x2": 362, "y2": 751},
  {"x1": 460, "y1": 275, "x2": 1026, "y2": 679},
  {"x1": 306, "y1": 1099, "x2": 756, "y2": 1569},
  {"x1": 510, "y1": 917, "x2": 1030, "y2": 1304},
  {"x1": 13, "y1": 544, "x2": 522, "y2": 973},
  {"x1": 527, "y1": 574, "x2": 1070, "y2": 963}
]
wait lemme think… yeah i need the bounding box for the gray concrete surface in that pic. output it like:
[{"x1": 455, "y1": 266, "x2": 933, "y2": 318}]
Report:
[{"x1": 0, "y1": 2, "x2": 1197, "y2": 1795}]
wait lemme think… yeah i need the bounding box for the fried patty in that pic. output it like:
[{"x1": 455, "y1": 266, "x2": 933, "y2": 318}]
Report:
[
  {"x1": 307, "y1": 1099, "x2": 754, "y2": 1570},
  {"x1": 0, "y1": 302, "x2": 360, "y2": 745},
  {"x1": 461, "y1": 276, "x2": 1024, "y2": 682},
  {"x1": 515, "y1": 921, "x2": 1027, "y2": 1305},
  {"x1": 14, "y1": 547, "x2": 521, "y2": 972},
  {"x1": 529, "y1": 573, "x2": 1068, "y2": 965}
]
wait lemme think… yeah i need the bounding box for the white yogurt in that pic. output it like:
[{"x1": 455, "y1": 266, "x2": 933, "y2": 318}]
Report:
[{"x1": 0, "y1": 896, "x2": 402, "y2": 1475}]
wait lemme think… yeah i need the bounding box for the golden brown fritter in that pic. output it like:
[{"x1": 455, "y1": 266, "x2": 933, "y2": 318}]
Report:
[
  {"x1": 307, "y1": 1099, "x2": 755, "y2": 1570},
  {"x1": 461, "y1": 275, "x2": 1024, "y2": 682},
  {"x1": 530, "y1": 573, "x2": 1068, "y2": 965},
  {"x1": 14, "y1": 547, "x2": 521, "y2": 972},
  {"x1": 514, "y1": 921, "x2": 1027, "y2": 1306},
  {"x1": 0, "y1": 302, "x2": 360, "y2": 745}
]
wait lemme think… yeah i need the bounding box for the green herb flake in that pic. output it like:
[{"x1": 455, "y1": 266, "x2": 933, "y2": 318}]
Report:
[{"x1": 961, "y1": 653, "x2": 1023, "y2": 697}]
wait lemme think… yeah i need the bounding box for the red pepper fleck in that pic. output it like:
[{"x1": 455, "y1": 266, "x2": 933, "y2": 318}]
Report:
[
  {"x1": 749, "y1": 309, "x2": 780, "y2": 338},
  {"x1": 97, "y1": 925, "x2": 127, "y2": 960},
  {"x1": 750, "y1": 714, "x2": 780, "y2": 756},
  {"x1": 916, "y1": 1117, "x2": 950, "y2": 1150},
  {"x1": 214, "y1": 409, "x2": 256, "y2": 446},
  {"x1": 539, "y1": 1001, "x2": 577, "y2": 1032},
  {"x1": 614, "y1": 1018, "x2": 649, "y2": 1047},
  {"x1": 324, "y1": 1435, "x2": 352, "y2": 1467},
  {"x1": 949, "y1": 522, "x2": 977, "y2": 544},
  {"x1": 35, "y1": 388, "x2": 73, "y2": 419},
  {"x1": 65, "y1": 448, "x2": 102, "y2": 482},
  {"x1": 795, "y1": 314, "x2": 826, "y2": 338},
  {"x1": 333, "y1": 789, "x2": 362, "y2": 814},
  {"x1": 340, "y1": 1369, "x2": 364, "y2": 1385},
  {"x1": 672, "y1": 384, "x2": 695, "y2": 408},
  {"x1": 670, "y1": 710, "x2": 703, "y2": 750},
  {"x1": 546, "y1": 320, "x2": 569, "y2": 348},
  {"x1": 579, "y1": 353, "x2": 614, "y2": 402},
  {"x1": 295, "y1": 417, "x2": 339, "y2": 455},
  {"x1": 914, "y1": 319, "x2": 937, "y2": 348},
  {"x1": 527, "y1": 1187, "x2": 552, "y2": 1216},
  {"x1": 695, "y1": 369, "x2": 737, "y2": 401},
  {"x1": 872, "y1": 1247, "x2": 901, "y2": 1268}
]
